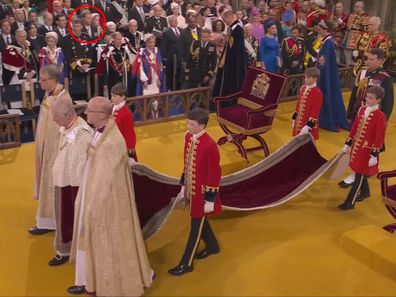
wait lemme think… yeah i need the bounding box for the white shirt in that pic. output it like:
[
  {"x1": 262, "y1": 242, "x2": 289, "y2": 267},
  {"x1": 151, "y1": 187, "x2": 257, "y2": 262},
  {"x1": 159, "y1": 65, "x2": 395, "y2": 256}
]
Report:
[
  {"x1": 112, "y1": 101, "x2": 126, "y2": 114},
  {"x1": 364, "y1": 104, "x2": 379, "y2": 118},
  {"x1": 85, "y1": 26, "x2": 92, "y2": 37}
]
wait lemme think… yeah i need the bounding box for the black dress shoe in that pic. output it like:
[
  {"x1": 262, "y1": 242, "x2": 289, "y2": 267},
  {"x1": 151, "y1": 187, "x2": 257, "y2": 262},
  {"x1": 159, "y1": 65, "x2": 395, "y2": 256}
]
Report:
[
  {"x1": 195, "y1": 248, "x2": 220, "y2": 260},
  {"x1": 67, "y1": 286, "x2": 86, "y2": 295},
  {"x1": 28, "y1": 226, "x2": 54, "y2": 235},
  {"x1": 168, "y1": 264, "x2": 193, "y2": 276},
  {"x1": 338, "y1": 181, "x2": 353, "y2": 188},
  {"x1": 356, "y1": 193, "x2": 370, "y2": 202},
  {"x1": 337, "y1": 202, "x2": 355, "y2": 211},
  {"x1": 48, "y1": 255, "x2": 69, "y2": 266}
]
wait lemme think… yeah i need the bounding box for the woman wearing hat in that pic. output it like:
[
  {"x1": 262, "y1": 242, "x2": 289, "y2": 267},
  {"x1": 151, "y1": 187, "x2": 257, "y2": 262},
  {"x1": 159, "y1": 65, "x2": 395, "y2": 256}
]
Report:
[{"x1": 39, "y1": 32, "x2": 67, "y2": 84}]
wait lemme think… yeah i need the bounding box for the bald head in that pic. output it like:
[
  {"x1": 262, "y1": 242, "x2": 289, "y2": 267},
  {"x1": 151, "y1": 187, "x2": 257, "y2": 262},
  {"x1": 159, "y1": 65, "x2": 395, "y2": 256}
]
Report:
[
  {"x1": 90, "y1": 97, "x2": 112, "y2": 116},
  {"x1": 128, "y1": 19, "x2": 138, "y2": 33}
]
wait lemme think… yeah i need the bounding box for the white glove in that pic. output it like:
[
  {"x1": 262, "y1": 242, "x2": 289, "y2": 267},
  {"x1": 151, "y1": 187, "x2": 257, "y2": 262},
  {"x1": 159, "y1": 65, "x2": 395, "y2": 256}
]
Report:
[
  {"x1": 178, "y1": 186, "x2": 185, "y2": 199},
  {"x1": 298, "y1": 125, "x2": 311, "y2": 135},
  {"x1": 204, "y1": 201, "x2": 215, "y2": 213},
  {"x1": 353, "y1": 50, "x2": 359, "y2": 58},
  {"x1": 342, "y1": 145, "x2": 351, "y2": 154},
  {"x1": 129, "y1": 157, "x2": 137, "y2": 166},
  {"x1": 368, "y1": 156, "x2": 378, "y2": 167}
]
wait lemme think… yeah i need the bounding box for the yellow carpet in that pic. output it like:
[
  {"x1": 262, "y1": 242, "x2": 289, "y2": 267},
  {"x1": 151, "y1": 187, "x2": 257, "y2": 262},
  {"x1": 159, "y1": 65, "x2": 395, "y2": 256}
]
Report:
[{"x1": 1, "y1": 91, "x2": 396, "y2": 296}]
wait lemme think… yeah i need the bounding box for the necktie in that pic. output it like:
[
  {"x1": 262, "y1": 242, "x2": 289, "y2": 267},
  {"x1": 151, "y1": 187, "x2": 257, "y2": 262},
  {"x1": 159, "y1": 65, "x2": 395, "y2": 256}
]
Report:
[
  {"x1": 174, "y1": 28, "x2": 179, "y2": 38},
  {"x1": 139, "y1": 7, "x2": 145, "y2": 21},
  {"x1": 6, "y1": 36, "x2": 10, "y2": 45},
  {"x1": 191, "y1": 29, "x2": 198, "y2": 40}
]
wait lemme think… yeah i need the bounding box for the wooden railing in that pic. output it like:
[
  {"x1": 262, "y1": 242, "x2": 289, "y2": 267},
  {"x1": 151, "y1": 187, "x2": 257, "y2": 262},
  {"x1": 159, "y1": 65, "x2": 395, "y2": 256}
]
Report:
[
  {"x1": 105, "y1": 66, "x2": 354, "y2": 126},
  {"x1": 0, "y1": 114, "x2": 21, "y2": 149},
  {"x1": 125, "y1": 87, "x2": 212, "y2": 126},
  {"x1": 280, "y1": 66, "x2": 354, "y2": 102}
]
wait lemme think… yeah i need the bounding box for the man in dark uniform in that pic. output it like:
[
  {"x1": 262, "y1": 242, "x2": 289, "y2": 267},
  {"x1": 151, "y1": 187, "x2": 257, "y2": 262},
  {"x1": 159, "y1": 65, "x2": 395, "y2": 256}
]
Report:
[
  {"x1": 62, "y1": 19, "x2": 94, "y2": 98},
  {"x1": 144, "y1": 5, "x2": 168, "y2": 49},
  {"x1": 177, "y1": 12, "x2": 202, "y2": 89},
  {"x1": 161, "y1": 15, "x2": 181, "y2": 90},
  {"x1": 185, "y1": 28, "x2": 217, "y2": 88},
  {"x1": 280, "y1": 25, "x2": 306, "y2": 76},
  {"x1": 339, "y1": 48, "x2": 394, "y2": 188},
  {"x1": 213, "y1": 9, "x2": 247, "y2": 97}
]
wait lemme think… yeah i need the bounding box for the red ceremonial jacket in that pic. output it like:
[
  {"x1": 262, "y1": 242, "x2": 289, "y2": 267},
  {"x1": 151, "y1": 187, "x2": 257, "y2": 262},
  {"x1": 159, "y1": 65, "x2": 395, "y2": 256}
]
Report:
[
  {"x1": 181, "y1": 131, "x2": 222, "y2": 218},
  {"x1": 292, "y1": 85, "x2": 323, "y2": 140},
  {"x1": 114, "y1": 104, "x2": 137, "y2": 159},
  {"x1": 347, "y1": 106, "x2": 386, "y2": 176}
]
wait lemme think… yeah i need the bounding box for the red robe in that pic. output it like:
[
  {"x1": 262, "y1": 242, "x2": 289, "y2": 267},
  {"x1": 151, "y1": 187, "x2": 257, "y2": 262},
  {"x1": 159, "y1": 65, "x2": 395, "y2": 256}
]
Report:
[
  {"x1": 114, "y1": 105, "x2": 137, "y2": 159},
  {"x1": 182, "y1": 131, "x2": 222, "y2": 218},
  {"x1": 292, "y1": 85, "x2": 323, "y2": 140},
  {"x1": 347, "y1": 106, "x2": 386, "y2": 176}
]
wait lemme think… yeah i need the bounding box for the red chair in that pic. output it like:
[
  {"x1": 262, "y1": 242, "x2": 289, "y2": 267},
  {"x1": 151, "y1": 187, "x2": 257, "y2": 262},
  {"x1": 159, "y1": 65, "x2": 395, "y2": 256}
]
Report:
[
  {"x1": 213, "y1": 67, "x2": 286, "y2": 161},
  {"x1": 377, "y1": 169, "x2": 396, "y2": 233}
]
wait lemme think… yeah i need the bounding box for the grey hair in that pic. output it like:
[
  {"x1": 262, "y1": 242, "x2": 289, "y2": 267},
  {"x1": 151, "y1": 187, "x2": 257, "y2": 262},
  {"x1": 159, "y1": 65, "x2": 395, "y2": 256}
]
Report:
[
  {"x1": 41, "y1": 65, "x2": 62, "y2": 83},
  {"x1": 51, "y1": 98, "x2": 76, "y2": 117}
]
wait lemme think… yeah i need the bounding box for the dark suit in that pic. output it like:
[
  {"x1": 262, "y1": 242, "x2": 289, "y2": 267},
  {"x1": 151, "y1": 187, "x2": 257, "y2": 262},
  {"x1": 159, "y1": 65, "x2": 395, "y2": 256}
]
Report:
[
  {"x1": 0, "y1": 4, "x2": 13, "y2": 21},
  {"x1": 128, "y1": 6, "x2": 146, "y2": 32},
  {"x1": 144, "y1": 16, "x2": 168, "y2": 49},
  {"x1": 161, "y1": 27, "x2": 181, "y2": 90},
  {"x1": 38, "y1": 25, "x2": 55, "y2": 36},
  {"x1": 93, "y1": 0, "x2": 122, "y2": 23},
  {"x1": 71, "y1": 0, "x2": 93, "y2": 8},
  {"x1": 11, "y1": 22, "x2": 27, "y2": 35},
  {"x1": 81, "y1": 25, "x2": 99, "y2": 40},
  {"x1": 0, "y1": 34, "x2": 15, "y2": 53},
  {"x1": 54, "y1": 27, "x2": 70, "y2": 45}
]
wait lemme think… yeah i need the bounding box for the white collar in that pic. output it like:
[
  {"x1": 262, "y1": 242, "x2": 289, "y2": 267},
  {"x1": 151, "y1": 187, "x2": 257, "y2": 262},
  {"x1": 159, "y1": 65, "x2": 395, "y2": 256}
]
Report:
[
  {"x1": 306, "y1": 82, "x2": 317, "y2": 89},
  {"x1": 364, "y1": 104, "x2": 379, "y2": 118},
  {"x1": 112, "y1": 101, "x2": 126, "y2": 113},
  {"x1": 59, "y1": 117, "x2": 79, "y2": 143},
  {"x1": 192, "y1": 129, "x2": 205, "y2": 140}
]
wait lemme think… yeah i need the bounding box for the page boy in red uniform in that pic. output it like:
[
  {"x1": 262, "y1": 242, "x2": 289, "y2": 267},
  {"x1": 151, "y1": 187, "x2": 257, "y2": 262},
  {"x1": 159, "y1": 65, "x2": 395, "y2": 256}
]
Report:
[
  {"x1": 168, "y1": 108, "x2": 221, "y2": 276},
  {"x1": 292, "y1": 67, "x2": 323, "y2": 140},
  {"x1": 338, "y1": 86, "x2": 387, "y2": 210},
  {"x1": 111, "y1": 83, "x2": 137, "y2": 161}
]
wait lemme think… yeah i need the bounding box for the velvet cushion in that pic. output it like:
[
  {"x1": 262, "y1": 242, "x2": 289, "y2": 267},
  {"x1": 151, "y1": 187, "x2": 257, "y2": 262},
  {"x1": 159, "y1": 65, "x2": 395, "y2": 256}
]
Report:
[{"x1": 219, "y1": 105, "x2": 272, "y2": 129}]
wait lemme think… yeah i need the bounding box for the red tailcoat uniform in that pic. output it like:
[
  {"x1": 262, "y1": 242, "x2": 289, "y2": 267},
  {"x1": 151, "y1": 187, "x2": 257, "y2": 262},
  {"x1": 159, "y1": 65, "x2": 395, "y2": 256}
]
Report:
[
  {"x1": 181, "y1": 131, "x2": 222, "y2": 218},
  {"x1": 114, "y1": 104, "x2": 137, "y2": 159},
  {"x1": 346, "y1": 106, "x2": 386, "y2": 176},
  {"x1": 306, "y1": 8, "x2": 328, "y2": 28},
  {"x1": 292, "y1": 85, "x2": 323, "y2": 140}
]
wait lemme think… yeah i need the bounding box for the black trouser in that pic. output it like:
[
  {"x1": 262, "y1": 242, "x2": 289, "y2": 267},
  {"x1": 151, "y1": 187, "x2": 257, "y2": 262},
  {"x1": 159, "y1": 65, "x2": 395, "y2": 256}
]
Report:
[
  {"x1": 344, "y1": 173, "x2": 370, "y2": 206},
  {"x1": 180, "y1": 217, "x2": 219, "y2": 266}
]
